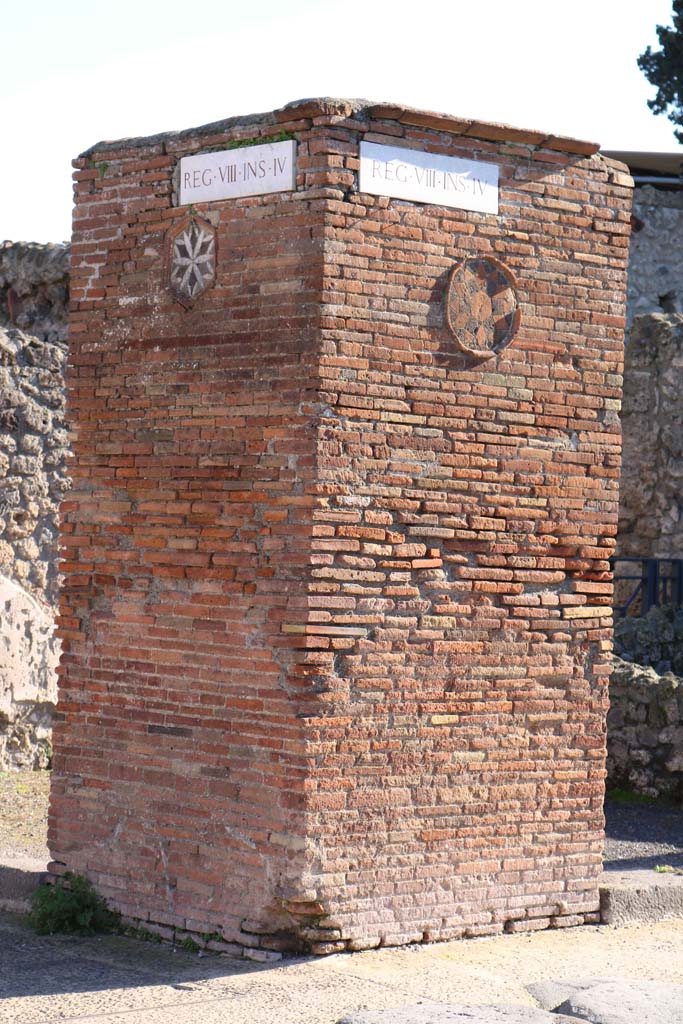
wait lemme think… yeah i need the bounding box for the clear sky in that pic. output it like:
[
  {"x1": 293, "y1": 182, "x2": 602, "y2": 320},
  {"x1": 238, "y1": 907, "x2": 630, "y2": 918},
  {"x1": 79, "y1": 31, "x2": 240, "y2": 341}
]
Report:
[{"x1": 2, "y1": 0, "x2": 681, "y2": 243}]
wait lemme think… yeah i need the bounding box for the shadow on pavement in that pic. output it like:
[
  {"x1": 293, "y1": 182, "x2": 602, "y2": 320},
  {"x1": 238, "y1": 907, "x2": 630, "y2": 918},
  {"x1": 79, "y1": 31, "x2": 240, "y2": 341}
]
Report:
[
  {"x1": 0, "y1": 861, "x2": 47, "y2": 905},
  {"x1": 0, "y1": 913, "x2": 305, "y2": 1001},
  {"x1": 603, "y1": 798, "x2": 683, "y2": 870},
  {"x1": 602, "y1": 852, "x2": 683, "y2": 872}
]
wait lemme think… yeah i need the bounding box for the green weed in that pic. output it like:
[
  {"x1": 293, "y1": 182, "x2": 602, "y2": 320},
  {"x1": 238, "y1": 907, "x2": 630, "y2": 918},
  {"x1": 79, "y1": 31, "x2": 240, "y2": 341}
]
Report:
[
  {"x1": 29, "y1": 873, "x2": 120, "y2": 936},
  {"x1": 605, "y1": 786, "x2": 659, "y2": 806}
]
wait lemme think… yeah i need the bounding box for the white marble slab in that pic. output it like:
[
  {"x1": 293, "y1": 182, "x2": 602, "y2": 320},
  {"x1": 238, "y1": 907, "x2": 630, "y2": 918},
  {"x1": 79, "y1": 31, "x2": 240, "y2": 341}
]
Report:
[
  {"x1": 178, "y1": 140, "x2": 296, "y2": 205},
  {"x1": 359, "y1": 142, "x2": 499, "y2": 214}
]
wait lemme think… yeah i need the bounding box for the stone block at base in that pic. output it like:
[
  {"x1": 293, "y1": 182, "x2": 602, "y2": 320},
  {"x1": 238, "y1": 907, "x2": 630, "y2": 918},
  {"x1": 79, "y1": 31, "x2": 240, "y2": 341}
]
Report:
[{"x1": 600, "y1": 868, "x2": 683, "y2": 925}]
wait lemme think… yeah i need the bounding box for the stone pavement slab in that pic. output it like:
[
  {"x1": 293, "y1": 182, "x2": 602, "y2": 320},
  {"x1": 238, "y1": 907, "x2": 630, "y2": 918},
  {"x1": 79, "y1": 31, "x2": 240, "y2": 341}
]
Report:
[
  {"x1": 554, "y1": 979, "x2": 683, "y2": 1024},
  {"x1": 337, "y1": 1005, "x2": 578, "y2": 1023},
  {"x1": 528, "y1": 978, "x2": 683, "y2": 1023},
  {"x1": 525, "y1": 979, "x2": 608, "y2": 1011}
]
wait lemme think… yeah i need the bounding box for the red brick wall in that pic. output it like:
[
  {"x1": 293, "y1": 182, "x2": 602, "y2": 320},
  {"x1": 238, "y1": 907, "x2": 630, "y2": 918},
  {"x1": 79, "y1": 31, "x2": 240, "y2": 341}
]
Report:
[{"x1": 50, "y1": 99, "x2": 632, "y2": 956}]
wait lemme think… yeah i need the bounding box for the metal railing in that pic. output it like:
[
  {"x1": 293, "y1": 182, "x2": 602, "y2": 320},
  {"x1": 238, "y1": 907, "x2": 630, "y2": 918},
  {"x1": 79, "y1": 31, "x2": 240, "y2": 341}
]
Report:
[{"x1": 611, "y1": 557, "x2": 683, "y2": 617}]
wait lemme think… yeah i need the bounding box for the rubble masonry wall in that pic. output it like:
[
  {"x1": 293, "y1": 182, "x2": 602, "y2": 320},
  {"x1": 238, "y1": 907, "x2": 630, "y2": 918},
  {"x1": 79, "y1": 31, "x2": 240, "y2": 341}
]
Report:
[{"x1": 0, "y1": 241, "x2": 69, "y2": 769}]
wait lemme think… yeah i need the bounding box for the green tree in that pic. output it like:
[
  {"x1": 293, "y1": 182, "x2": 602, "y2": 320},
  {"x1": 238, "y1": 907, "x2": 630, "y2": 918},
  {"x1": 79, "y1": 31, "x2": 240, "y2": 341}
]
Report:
[{"x1": 638, "y1": 1, "x2": 683, "y2": 143}]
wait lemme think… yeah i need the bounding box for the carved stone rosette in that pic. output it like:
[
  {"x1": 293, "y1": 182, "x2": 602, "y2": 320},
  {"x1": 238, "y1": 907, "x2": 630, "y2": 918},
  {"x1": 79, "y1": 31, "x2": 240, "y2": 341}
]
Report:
[{"x1": 167, "y1": 215, "x2": 216, "y2": 308}]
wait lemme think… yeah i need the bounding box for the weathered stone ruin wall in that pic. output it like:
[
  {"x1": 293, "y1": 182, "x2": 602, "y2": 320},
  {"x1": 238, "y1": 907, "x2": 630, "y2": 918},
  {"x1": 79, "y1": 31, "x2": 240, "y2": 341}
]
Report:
[
  {"x1": 608, "y1": 657, "x2": 683, "y2": 802},
  {"x1": 610, "y1": 655, "x2": 683, "y2": 798},
  {"x1": 0, "y1": 241, "x2": 70, "y2": 768},
  {"x1": 615, "y1": 247, "x2": 683, "y2": 811},
  {"x1": 50, "y1": 98, "x2": 631, "y2": 954},
  {"x1": 0, "y1": 241, "x2": 70, "y2": 344},
  {"x1": 608, "y1": 607, "x2": 683, "y2": 801},
  {"x1": 617, "y1": 313, "x2": 683, "y2": 559},
  {"x1": 627, "y1": 185, "x2": 683, "y2": 326}
]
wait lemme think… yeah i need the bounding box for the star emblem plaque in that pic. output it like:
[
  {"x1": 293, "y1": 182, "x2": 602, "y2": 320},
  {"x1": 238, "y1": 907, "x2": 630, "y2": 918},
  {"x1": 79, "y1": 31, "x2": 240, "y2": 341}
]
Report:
[{"x1": 167, "y1": 215, "x2": 216, "y2": 308}]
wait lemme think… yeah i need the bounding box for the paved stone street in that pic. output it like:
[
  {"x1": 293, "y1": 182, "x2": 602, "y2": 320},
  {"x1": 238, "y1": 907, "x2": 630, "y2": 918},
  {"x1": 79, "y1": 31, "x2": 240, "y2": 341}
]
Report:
[{"x1": 2, "y1": 913, "x2": 683, "y2": 1024}]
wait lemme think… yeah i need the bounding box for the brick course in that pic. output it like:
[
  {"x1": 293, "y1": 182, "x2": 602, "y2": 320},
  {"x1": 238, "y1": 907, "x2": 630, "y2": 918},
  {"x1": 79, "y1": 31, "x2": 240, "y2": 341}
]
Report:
[{"x1": 49, "y1": 98, "x2": 632, "y2": 955}]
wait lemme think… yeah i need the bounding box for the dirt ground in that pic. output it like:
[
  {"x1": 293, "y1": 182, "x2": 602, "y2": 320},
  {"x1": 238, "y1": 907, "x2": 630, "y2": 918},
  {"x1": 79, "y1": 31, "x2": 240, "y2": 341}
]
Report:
[{"x1": 0, "y1": 769, "x2": 50, "y2": 860}]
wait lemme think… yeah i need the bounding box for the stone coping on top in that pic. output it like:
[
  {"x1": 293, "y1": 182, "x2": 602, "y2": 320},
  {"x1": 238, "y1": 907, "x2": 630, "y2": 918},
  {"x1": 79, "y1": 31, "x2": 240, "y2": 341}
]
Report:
[{"x1": 77, "y1": 96, "x2": 603, "y2": 163}]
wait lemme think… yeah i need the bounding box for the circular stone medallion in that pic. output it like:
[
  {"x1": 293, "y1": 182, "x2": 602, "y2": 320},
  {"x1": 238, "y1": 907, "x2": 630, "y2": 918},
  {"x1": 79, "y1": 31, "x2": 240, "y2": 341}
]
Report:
[{"x1": 445, "y1": 256, "x2": 520, "y2": 359}]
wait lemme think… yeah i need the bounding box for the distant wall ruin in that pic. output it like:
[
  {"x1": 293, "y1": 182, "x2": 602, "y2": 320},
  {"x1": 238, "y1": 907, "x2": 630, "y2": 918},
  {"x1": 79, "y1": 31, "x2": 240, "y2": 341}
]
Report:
[
  {"x1": 627, "y1": 185, "x2": 683, "y2": 326},
  {"x1": 608, "y1": 654, "x2": 683, "y2": 802},
  {"x1": 617, "y1": 313, "x2": 683, "y2": 560},
  {"x1": 0, "y1": 240, "x2": 70, "y2": 768}
]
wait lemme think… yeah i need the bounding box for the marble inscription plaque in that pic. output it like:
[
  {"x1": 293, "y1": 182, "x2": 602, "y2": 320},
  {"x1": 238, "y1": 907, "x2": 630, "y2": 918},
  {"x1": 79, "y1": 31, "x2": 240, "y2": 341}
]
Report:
[
  {"x1": 178, "y1": 140, "x2": 296, "y2": 205},
  {"x1": 359, "y1": 142, "x2": 498, "y2": 214}
]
